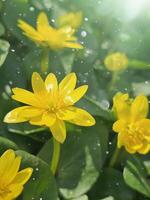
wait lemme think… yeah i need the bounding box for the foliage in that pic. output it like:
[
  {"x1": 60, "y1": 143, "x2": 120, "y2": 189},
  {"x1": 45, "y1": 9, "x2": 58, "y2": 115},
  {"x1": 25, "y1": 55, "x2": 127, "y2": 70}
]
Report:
[{"x1": 0, "y1": 0, "x2": 150, "y2": 199}]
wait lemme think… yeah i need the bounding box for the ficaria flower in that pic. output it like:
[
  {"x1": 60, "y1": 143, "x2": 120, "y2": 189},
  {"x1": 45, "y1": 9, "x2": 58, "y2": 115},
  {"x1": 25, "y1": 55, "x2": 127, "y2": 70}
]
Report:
[
  {"x1": 104, "y1": 52, "x2": 128, "y2": 71},
  {"x1": 18, "y1": 12, "x2": 83, "y2": 50},
  {"x1": 112, "y1": 92, "x2": 150, "y2": 154},
  {"x1": 4, "y1": 72, "x2": 95, "y2": 143},
  {"x1": 0, "y1": 149, "x2": 32, "y2": 200},
  {"x1": 58, "y1": 11, "x2": 82, "y2": 30}
]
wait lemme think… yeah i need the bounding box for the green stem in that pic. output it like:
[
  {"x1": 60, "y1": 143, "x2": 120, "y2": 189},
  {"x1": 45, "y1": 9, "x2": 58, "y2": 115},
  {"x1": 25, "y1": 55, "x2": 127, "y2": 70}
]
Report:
[
  {"x1": 109, "y1": 71, "x2": 118, "y2": 90},
  {"x1": 50, "y1": 138, "x2": 61, "y2": 175},
  {"x1": 109, "y1": 147, "x2": 120, "y2": 168},
  {"x1": 41, "y1": 48, "x2": 49, "y2": 73}
]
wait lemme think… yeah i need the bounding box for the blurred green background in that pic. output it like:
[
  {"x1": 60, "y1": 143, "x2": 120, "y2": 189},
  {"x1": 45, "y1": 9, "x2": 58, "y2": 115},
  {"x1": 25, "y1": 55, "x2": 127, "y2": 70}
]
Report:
[{"x1": 1, "y1": 0, "x2": 150, "y2": 199}]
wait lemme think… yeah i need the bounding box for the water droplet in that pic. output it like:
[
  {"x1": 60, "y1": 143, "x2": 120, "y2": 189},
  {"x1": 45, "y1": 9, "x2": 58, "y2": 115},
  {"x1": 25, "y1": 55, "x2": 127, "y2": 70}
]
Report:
[
  {"x1": 51, "y1": 19, "x2": 55, "y2": 23},
  {"x1": 106, "y1": 151, "x2": 109, "y2": 155},
  {"x1": 81, "y1": 30, "x2": 87, "y2": 37},
  {"x1": 84, "y1": 17, "x2": 88, "y2": 21},
  {"x1": 29, "y1": 6, "x2": 35, "y2": 11}
]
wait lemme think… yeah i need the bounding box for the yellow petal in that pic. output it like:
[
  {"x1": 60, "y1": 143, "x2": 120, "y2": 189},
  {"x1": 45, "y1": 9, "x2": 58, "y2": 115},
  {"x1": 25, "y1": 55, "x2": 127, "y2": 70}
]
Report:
[
  {"x1": 20, "y1": 107, "x2": 43, "y2": 118},
  {"x1": 50, "y1": 119, "x2": 66, "y2": 143},
  {"x1": 117, "y1": 132, "x2": 126, "y2": 148},
  {"x1": 125, "y1": 144, "x2": 136, "y2": 154},
  {"x1": 12, "y1": 88, "x2": 41, "y2": 107},
  {"x1": 64, "y1": 85, "x2": 88, "y2": 105},
  {"x1": 42, "y1": 112, "x2": 56, "y2": 127},
  {"x1": 58, "y1": 12, "x2": 82, "y2": 29},
  {"x1": 0, "y1": 150, "x2": 15, "y2": 177},
  {"x1": 64, "y1": 42, "x2": 83, "y2": 49},
  {"x1": 59, "y1": 73, "x2": 77, "y2": 96},
  {"x1": 131, "y1": 95, "x2": 149, "y2": 122},
  {"x1": 18, "y1": 20, "x2": 43, "y2": 41},
  {"x1": 68, "y1": 107, "x2": 95, "y2": 126},
  {"x1": 12, "y1": 168, "x2": 33, "y2": 185},
  {"x1": 113, "y1": 92, "x2": 131, "y2": 121},
  {"x1": 29, "y1": 115, "x2": 44, "y2": 126},
  {"x1": 56, "y1": 107, "x2": 76, "y2": 120},
  {"x1": 7, "y1": 184, "x2": 23, "y2": 199},
  {"x1": 58, "y1": 26, "x2": 75, "y2": 35},
  {"x1": 32, "y1": 72, "x2": 46, "y2": 95},
  {"x1": 45, "y1": 73, "x2": 58, "y2": 94},
  {"x1": 4, "y1": 106, "x2": 29, "y2": 123},
  {"x1": 113, "y1": 119, "x2": 127, "y2": 133},
  {"x1": 137, "y1": 143, "x2": 150, "y2": 154},
  {"x1": 2, "y1": 156, "x2": 21, "y2": 185},
  {"x1": 138, "y1": 119, "x2": 150, "y2": 140},
  {"x1": 37, "y1": 12, "x2": 49, "y2": 31}
]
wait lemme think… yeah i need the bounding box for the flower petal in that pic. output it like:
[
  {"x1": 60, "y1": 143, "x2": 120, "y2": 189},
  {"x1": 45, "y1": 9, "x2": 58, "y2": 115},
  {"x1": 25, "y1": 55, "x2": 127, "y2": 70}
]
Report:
[
  {"x1": 12, "y1": 168, "x2": 33, "y2": 185},
  {"x1": 113, "y1": 92, "x2": 131, "y2": 121},
  {"x1": 56, "y1": 107, "x2": 76, "y2": 120},
  {"x1": 20, "y1": 107, "x2": 43, "y2": 118},
  {"x1": 6, "y1": 184, "x2": 23, "y2": 199},
  {"x1": 37, "y1": 12, "x2": 49, "y2": 31},
  {"x1": 29, "y1": 115, "x2": 44, "y2": 126},
  {"x1": 45, "y1": 73, "x2": 58, "y2": 94},
  {"x1": 0, "y1": 150, "x2": 15, "y2": 178},
  {"x1": 42, "y1": 112, "x2": 56, "y2": 127},
  {"x1": 113, "y1": 119, "x2": 127, "y2": 133},
  {"x1": 32, "y1": 72, "x2": 46, "y2": 95},
  {"x1": 64, "y1": 85, "x2": 88, "y2": 105},
  {"x1": 3, "y1": 156, "x2": 21, "y2": 185},
  {"x1": 117, "y1": 132, "x2": 126, "y2": 148},
  {"x1": 50, "y1": 119, "x2": 66, "y2": 143},
  {"x1": 137, "y1": 142, "x2": 150, "y2": 154},
  {"x1": 131, "y1": 95, "x2": 149, "y2": 121},
  {"x1": 18, "y1": 20, "x2": 43, "y2": 41},
  {"x1": 4, "y1": 106, "x2": 29, "y2": 123},
  {"x1": 138, "y1": 119, "x2": 150, "y2": 140},
  {"x1": 59, "y1": 73, "x2": 77, "y2": 96},
  {"x1": 64, "y1": 42, "x2": 83, "y2": 49},
  {"x1": 67, "y1": 107, "x2": 95, "y2": 126},
  {"x1": 12, "y1": 88, "x2": 41, "y2": 107}
]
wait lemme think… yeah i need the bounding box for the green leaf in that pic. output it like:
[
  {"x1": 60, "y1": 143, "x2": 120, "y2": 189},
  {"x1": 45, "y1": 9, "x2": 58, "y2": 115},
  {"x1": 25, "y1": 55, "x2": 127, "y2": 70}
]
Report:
[
  {"x1": 132, "y1": 82, "x2": 150, "y2": 96},
  {"x1": 8, "y1": 122, "x2": 46, "y2": 135},
  {"x1": 71, "y1": 195, "x2": 89, "y2": 200},
  {"x1": 0, "y1": 39, "x2": 10, "y2": 67},
  {"x1": 0, "y1": 136, "x2": 19, "y2": 152},
  {"x1": 89, "y1": 168, "x2": 135, "y2": 200},
  {"x1": 59, "y1": 51, "x2": 75, "y2": 73},
  {"x1": 129, "y1": 59, "x2": 150, "y2": 69},
  {"x1": 16, "y1": 150, "x2": 59, "y2": 200},
  {"x1": 123, "y1": 158, "x2": 150, "y2": 197},
  {"x1": 59, "y1": 147, "x2": 99, "y2": 199},
  {"x1": 79, "y1": 95, "x2": 114, "y2": 121},
  {"x1": 100, "y1": 197, "x2": 114, "y2": 200},
  {"x1": 0, "y1": 22, "x2": 5, "y2": 36},
  {"x1": 144, "y1": 161, "x2": 150, "y2": 176},
  {"x1": 38, "y1": 118, "x2": 108, "y2": 199}
]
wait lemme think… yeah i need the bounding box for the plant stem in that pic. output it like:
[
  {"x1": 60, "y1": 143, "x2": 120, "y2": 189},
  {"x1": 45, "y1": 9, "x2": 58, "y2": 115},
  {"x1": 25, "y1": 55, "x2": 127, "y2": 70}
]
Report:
[
  {"x1": 109, "y1": 71, "x2": 118, "y2": 90},
  {"x1": 50, "y1": 138, "x2": 61, "y2": 175},
  {"x1": 109, "y1": 147, "x2": 120, "y2": 168},
  {"x1": 41, "y1": 48, "x2": 49, "y2": 73}
]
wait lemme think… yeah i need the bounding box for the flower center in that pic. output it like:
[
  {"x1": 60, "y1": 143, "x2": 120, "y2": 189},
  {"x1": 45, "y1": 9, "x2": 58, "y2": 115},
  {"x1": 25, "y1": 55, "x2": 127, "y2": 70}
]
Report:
[
  {"x1": 0, "y1": 185, "x2": 11, "y2": 196},
  {"x1": 127, "y1": 123, "x2": 145, "y2": 143}
]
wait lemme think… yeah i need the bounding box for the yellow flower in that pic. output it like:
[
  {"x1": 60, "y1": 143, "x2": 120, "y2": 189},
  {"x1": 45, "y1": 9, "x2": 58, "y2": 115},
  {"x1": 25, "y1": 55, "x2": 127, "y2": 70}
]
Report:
[
  {"x1": 112, "y1": 92, "x2": 150, "y2": 154},
  {"x1": 4, "y1": 72, "x2": 95, "y2": 143},
  {"x1": 0, "y1": 149, "x2": 32, "y2": 200},
  {"x1": 18, "y1": 12, "x2": 83, "y2": 50},
  {"x1": 104, "y1": 52, "x2": 128, "y2": 71},
  {"x1": 58, "y1": 12, "x2": 82, "y2": 29}
]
